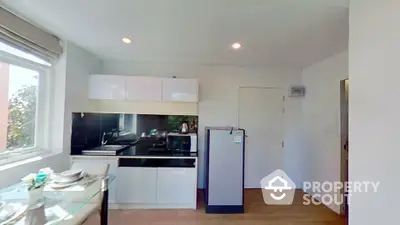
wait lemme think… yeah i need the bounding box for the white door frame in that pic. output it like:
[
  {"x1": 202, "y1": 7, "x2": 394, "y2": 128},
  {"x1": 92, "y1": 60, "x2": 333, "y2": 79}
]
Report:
[{"x1": 340, "y1": 79, "x2": 349, "y2": 216}]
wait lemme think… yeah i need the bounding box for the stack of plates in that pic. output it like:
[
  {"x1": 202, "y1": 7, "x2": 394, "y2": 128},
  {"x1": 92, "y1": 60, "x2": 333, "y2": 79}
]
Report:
[
  {"x1": 0, "y1": 202, "x2": 15, "y2": 223},
  {"x1": 0, "y1": 202, "x2": 26, "y2": 224},
  {"x1": 50, "y1": 169, "x2": 84, "y2": 189}
]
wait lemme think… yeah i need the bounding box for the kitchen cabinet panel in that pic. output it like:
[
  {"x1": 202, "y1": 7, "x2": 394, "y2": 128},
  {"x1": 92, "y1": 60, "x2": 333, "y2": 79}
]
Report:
[
  {"x1": 126, "y1": 76, "x2": 162, "y2": 101},
  {"x1": 162, "y1": 78, "x2": 198, "y2": 102},
  {"x1": 88, "y1": 75, "x2": 126, "y2": 100},
  {"x1": 156, "y1": 168, "x2": 197, "y2": 204},
  {"x1": 117, "y1": 167, "x2": 157, "y2": 204}
]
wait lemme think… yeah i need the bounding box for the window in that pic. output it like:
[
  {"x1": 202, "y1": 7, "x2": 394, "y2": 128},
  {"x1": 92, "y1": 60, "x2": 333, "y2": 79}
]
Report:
[
  {"x1": 0, "y1": 42, "x2": 51, "y2": 67},
  {"x1": 2, "y1": 62, "x2": 38, "y2": 150},
  {"x1": 0, "y1": 41, "x2": 51, "y2": 163}
]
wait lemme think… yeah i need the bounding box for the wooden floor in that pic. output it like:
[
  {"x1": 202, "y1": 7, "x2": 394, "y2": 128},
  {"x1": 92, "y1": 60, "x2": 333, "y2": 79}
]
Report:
[{"x1": 84, "y1": 190, "x2": 346, "y2": 225}]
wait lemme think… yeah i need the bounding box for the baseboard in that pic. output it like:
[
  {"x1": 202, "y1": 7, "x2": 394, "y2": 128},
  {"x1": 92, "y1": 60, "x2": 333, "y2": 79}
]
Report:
[
  {"x1": 303, "y1": 190, "x2": 341, "y2": 215},
  {"x1": 205, "y1": 205, "x2": 244, "y2": 214},
  {"x1": 110, "y1": 203, "x2": 197, "y2": 209},
  {"x1": 109, "y1": 203, "x2": 119, "y2": 209}
]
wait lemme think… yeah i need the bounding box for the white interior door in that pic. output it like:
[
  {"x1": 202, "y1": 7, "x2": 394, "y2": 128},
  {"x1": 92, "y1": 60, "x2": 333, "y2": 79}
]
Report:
[{"x1": 239, "y1": 87, "x2": 284, "y2": 188}]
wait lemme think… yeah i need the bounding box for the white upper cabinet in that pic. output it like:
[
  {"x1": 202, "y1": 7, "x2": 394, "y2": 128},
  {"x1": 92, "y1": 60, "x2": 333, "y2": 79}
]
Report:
[
  {"x1": 126, "y1": 76, "x2": 162, "y2": 101},
  {"x1": 88, "y1": 75, "x2": 126, "y2": 100},
  {"x1": 88, "y1": 75, "x2": 198, "y2": 102},
  {"x1": 162, "y1": 78, "x2": 198, "y2": 102}
]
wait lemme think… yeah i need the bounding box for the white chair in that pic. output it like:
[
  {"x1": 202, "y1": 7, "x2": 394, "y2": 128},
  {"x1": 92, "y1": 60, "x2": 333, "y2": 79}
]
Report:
[{"x1": 56, "y1": 163, "x2": 110, "y2": 225}]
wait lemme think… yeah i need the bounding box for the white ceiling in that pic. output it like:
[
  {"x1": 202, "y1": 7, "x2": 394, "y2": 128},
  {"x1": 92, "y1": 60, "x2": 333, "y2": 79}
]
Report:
[{"x1": 1, "y1": 0, "x2": 349, "y2": 69}]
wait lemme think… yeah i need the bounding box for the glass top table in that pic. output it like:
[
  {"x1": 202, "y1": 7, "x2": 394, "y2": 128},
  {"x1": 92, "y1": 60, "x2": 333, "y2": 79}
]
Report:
[{"x1": 0, "y1": 174, "x2": 115, "y2": 225}]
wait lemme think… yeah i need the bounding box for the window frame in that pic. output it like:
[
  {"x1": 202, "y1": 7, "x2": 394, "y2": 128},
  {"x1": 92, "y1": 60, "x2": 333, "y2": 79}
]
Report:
[{"x1": 0, "y1": 48, "x2": 53, "y2": 165}]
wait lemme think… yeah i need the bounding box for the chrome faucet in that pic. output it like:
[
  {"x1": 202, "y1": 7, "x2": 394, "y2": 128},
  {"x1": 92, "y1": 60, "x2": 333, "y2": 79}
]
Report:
[{"x1": 101, "y1": 132, "x2": 108, "y2": 146}]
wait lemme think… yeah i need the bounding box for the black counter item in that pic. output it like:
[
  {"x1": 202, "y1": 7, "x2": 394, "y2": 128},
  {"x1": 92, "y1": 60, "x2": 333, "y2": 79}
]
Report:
[
  {"x1": 167, "y1": 134, "x2": 192, "y2": 151},
  {"x1": 117, "y1": 144, "x2": 198, "y2": 157},
  {"x1": 71, "y1": 135, "x2": 198, "y2": 157},
  {"x1": 107, "y1": 132, "x2": 138, "y2": 145},
  {"x1": 118, "y1": 158, "x2": 195, "y2": 168}
]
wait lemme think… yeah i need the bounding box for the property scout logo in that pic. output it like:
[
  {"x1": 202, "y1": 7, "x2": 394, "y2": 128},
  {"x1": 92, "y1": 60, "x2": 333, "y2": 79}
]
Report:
[{"x1": 260, "y1": 169, "x2": 380, "y2": 206}]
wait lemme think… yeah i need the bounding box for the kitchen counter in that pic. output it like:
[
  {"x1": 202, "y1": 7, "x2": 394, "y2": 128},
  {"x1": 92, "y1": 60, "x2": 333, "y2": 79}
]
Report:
[
  {"x1": 70, "y1": 144, "x2": 198, "y2": 209},
  {"x1": 117, "y1": 146, "x2": 198, "y2": 158},
  {"x1": 71, "y1": 141, "x2": 198, "y2": 159}
]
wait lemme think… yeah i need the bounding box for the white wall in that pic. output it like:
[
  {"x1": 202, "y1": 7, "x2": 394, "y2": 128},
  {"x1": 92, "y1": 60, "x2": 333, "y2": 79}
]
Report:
[
  {"x1": 100, "y1": 60, "x2": 303, "y2": 188},
  {"x1": 349, "y1": 1, "x2": 399, "y2": 224},
  {"x1": 51, "y1": 41, "x2": 100, "y2": 155},
  {"x1": 0, "y1": 42, "x2": 100, "y2": 187},
  {"x1": 62, "y1": 42, "x2": 101, "y2": 153},
  {"x1": 300, "y1": 51, "x2": 348, "y2": 213}
]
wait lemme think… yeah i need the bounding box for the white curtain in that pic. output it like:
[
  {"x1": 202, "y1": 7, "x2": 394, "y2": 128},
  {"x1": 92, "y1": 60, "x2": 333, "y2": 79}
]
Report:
[{"x1": 0, "y1": 7, "x2": 62, "y2": 62}]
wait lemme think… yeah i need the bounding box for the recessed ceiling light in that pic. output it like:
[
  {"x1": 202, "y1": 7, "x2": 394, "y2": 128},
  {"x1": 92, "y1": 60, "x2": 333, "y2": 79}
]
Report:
[
  {"x1": 122, "y1": 38, "x2": 132, "y2": 44},
  {"x1": 232, "y1": 42, "x2": 242, "y2": 49}
]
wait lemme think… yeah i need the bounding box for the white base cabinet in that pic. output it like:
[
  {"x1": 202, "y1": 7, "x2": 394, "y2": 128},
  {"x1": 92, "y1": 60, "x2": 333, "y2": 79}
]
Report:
[
  {"x1": 116, "y1": 166, "x2": 197, "y2": 209},
  {"x1": 70, "y1": 156, "x2": 197, "y2": 209},
  {"x1": 116, "y1": 167, "x2": 157, "y2": 204},
  {"x1": 157, "y1": 168, "x2": 197, "y2": 205}
]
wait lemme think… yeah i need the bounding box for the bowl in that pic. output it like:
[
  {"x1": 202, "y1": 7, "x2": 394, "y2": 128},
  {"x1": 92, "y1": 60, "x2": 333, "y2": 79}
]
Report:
[
  {"x1": 54, "y1": 172, "x2": 84, "y2": 184},
  {"x1": 60, "y1": 169, "x2": 82, "y2": 178}
]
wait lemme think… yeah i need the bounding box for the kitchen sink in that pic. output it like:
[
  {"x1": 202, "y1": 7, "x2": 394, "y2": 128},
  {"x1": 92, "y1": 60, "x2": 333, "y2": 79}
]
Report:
[
  {"x1": 82, "y1": 145, "x2": 129, "y2": 155},
  {"x1": 92, "y1": 145, "x2": 128, "y2": 151}
]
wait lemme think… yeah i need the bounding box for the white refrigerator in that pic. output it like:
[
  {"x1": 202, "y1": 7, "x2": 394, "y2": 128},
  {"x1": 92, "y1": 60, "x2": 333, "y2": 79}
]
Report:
[{"x1": 204, "y1": 127, "x2": 245, "y2": 213}]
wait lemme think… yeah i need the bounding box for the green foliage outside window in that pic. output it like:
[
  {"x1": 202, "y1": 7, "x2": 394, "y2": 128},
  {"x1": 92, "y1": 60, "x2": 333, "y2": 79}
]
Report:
[
  {"x1": 167, "y1": 115, "x2": 198, "y2": 132},
  {"x1": 7, "y1": 84, "x2": 37, "y2": 150}
]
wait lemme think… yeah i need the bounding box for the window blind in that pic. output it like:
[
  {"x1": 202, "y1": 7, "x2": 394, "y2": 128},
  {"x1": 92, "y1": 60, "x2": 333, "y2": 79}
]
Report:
[{"x1": 0, "y1": 7, "x2": 62, "y2": 62}]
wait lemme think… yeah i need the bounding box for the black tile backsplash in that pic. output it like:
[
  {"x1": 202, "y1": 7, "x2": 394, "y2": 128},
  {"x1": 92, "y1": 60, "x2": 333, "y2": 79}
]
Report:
[
  {"x1": 136, "y1": 114, "x2": 168, "y2": 135},
  {"x1": 70, "y1": 113, "x2": 198, "y2": 155},
  {"x1": 71, "y1": 113, "x2": 102, "y2": 152}
]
